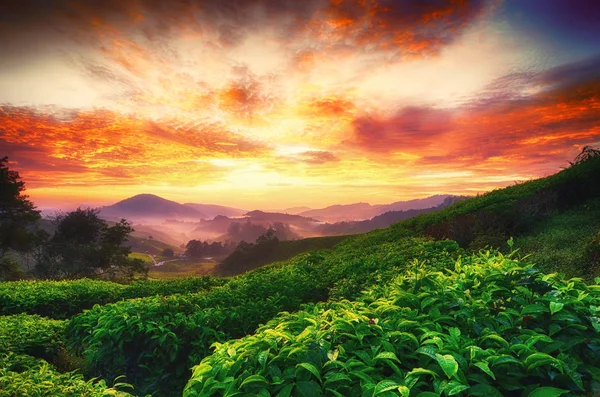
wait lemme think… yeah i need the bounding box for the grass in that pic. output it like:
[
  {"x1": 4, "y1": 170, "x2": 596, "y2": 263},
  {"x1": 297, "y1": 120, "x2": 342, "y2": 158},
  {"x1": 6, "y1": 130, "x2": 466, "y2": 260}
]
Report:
[
  {"x1": 128, "y1": 252, "x2": 154, "y2": 264},
  {"x1": 147, "y1": 260, "x2": 217, "y2": 279},
  {"x1": 514, "y1": 197, "x2": 600, "y2": 279}
]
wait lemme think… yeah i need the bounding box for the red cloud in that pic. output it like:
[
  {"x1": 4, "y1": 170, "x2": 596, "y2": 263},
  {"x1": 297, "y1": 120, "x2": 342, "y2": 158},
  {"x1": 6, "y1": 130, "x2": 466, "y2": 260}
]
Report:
[
  {"x1": 0, "y1": 106, "x2": 267, "y2": 187},
  {"x1": 345, "y1": 57, "x2": 600, "y2": 175}
]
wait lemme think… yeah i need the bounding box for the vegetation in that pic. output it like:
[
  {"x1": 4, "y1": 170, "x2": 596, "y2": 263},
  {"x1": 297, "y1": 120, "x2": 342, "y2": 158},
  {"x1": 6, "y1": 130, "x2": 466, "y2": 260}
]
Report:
[
  {"x1": 65, "y1": 237, "x2": 458, "y2": 396},
  {"x1": 0, "y1": 276, "x2": 225, "y2": 318},
  {"x1": 217, "y1": 234, "x2": 349, "y2": 276},
  {"x1": 185, "y1": 250, "x2": 600, "y2": 397},
  {"x1": 35, "y1": 208, "x2": 147, "y2": 281},
  {"x1": 0, "y1": 157, "x2": 43, "y2": 280},
  {"x1": 1, "y1": 147, "x2": 599, "y2": 396}
]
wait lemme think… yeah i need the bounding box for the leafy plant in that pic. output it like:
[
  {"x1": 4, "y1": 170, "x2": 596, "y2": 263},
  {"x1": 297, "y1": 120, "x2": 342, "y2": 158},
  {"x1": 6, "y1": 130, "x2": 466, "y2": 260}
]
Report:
[{"x1": 185, "y1": 250, "x2": 600, "y2": 396}]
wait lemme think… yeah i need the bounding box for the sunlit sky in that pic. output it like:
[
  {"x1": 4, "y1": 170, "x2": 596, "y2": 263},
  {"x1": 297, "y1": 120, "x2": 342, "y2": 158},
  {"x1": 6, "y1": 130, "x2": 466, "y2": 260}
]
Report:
[{"x1": 1, "y1": 0, "x2": 599, "y2": 209}]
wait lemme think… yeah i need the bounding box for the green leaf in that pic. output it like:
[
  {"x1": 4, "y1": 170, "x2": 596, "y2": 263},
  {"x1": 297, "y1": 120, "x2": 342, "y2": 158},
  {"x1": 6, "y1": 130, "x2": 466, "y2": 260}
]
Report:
[
  {"x1": 324, "y1": 373, "x2": 351, "y2": 384},
  {"x1": 296, "y1": 380, "x2": 322, "y2": 397},
  {"x1": 527, "y1": 387, "x2": 569, "y2": 397},
  {"x1": 522, "y1": 304, "x2": 548, "y2": 315},
  {"x1": 296, "y1": 363, "x2": 322, "y2": 381},
  {"x1": 435, "y1": 354, "x2": 459, "y2": 378},
  {"x1": 276, "y1": 384, "x2": 294, "y2": 397},
  {"x1": 257, "y1": 351, "x2": 268, "y2": 367},
  {"x1": 416, "y1": 393, "x2": 440, "y2": 397},
  {"x1": 240, "y1": 374, "x2": 267, "y2": 388},
  {"x1": 473, "y1": 362, "x2": 496, "y2": 380},
  {"x1": 549, "y1": 302, "x2": 564, "y2": 315},
  {"x1": 445, "y1": 380, "x2": 469, "y2": 396},
  {"x1": 373, "y1": 380, "x2": 402, "y2": 395},
  {"x1": 374, "y1": 352, "x2": 401, "y2": 363},
  {"x1": 397, "y1": 385, "x2": 410, "y2": 397},
  {"x1": 406, "y1": 368, "x2": 438, "y2": 379}
]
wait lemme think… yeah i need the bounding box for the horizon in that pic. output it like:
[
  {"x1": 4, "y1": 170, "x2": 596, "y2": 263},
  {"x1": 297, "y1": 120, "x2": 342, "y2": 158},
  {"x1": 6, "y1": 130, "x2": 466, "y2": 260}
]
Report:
[
  {"x1": 33, "y1": 191, "x2": 459, "y2": 214},
  {"x1": 2, "y1": 0, "x2": 600, "y2": 209}
]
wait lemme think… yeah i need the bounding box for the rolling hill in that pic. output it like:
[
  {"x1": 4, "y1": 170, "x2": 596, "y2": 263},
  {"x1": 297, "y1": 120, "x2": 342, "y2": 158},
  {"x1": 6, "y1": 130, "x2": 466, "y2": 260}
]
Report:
[
  {"x1": 183, "y1": 203, "x2": 247, "y2": 219},
  {"x1": 99, "y1": 194, "x2": 206, "y2": 222},
  {"x1": 299, "y1": 194, "x2": 462, "y2": 222}
]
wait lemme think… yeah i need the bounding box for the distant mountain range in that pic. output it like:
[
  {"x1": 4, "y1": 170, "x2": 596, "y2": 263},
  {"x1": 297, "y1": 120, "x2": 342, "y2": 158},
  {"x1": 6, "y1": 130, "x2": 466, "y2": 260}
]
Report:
[
  {"x1": 298, "y1": 195, "x2": 456, "y2": 222},
  {"x1": 96, "y1": 193, "x2": 469, "y2": 243},
  {"x1": 99, "y1": 194, "x2": 247, "y2": 223},
  {"x1": 183, "y1": 203, "x2": 246, "y2": 219},
  {"x1": 100, "y1": 194, "x2": 206, "y2": 222}
]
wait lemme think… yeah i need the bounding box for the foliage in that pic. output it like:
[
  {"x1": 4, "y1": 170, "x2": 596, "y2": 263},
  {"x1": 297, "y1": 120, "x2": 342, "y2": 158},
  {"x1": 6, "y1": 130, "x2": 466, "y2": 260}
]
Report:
[
  {"x1": 0, "y1": 157, "x2": 44, "y2": 278},
  {"x1": 217, "y1": 235, "x2": 349, "y2": 276},
  {"x1": 65, "y1": 237, "x2": 458, "y2": 396},
  {"x1": 185, "y1": 250, "x2": 600, "y2": 397},
  {"x1": 0, "y1": 276, "x2": 225, "y2": 318},
  {"x1": 186, "y1": 239, "x2": 235, "y2": 258},
  {"x1": 35, "y1": 208, "x2": 146, "y2": 280},
  {"x1": 0, "y1": 353, "x2": 132, "y2": 397},
  {"x1": 162, "y1": 248, "x2": 175, "y2": 257},
  {"x1": 0, "y1": 314, "x2": 66, "y2": 364},
  {"x1": 391, "y1": 147, "x2": 600, "y2": 250},
  {"x1": 218, "y1": 228, "x2": 280, "y2": 276},
  {"x1": 514, "y1": 197, "x2": 600, "y2": 279}
]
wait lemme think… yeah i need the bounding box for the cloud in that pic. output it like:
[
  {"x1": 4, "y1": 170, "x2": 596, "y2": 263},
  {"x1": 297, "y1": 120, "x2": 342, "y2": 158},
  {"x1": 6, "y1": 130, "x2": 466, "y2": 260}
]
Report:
[
  {"x1": 345, "y1": 55, "x2": 600, "y2": 175},
  {"x1": 0, "y1": 105, "x2": 268, "y2": 187}
]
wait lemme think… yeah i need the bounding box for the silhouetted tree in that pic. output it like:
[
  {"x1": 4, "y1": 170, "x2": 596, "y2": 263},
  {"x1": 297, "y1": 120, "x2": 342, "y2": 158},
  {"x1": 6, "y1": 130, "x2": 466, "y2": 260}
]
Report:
[
  {"x1": 0, "y1": 157, "x2": 45, "y2": 280},
  {"x1": 162, "y1": 248, "x2": 174, "y2": 258},
  {"x1": 0, "y1": 157, "x2": 43, "y2": 259},
  {"x1": 36, "y1": 208, "x2": 146, "y2": 280}
]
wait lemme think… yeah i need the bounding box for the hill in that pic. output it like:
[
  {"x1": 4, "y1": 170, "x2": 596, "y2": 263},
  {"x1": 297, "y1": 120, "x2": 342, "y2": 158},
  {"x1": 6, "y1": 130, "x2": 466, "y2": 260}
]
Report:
[
  {"x1": 299, "y1": 195, "x2": 460, "y2": 222},
  {"x1": 3, "y1": 148, "x2": 600, "y2": 397},
  {"x1": 183, "y1": 203, "x2": 246, "y2": 219},
  {"x1": 99, "y1": 194, "x2": 206, "y2": 222}
]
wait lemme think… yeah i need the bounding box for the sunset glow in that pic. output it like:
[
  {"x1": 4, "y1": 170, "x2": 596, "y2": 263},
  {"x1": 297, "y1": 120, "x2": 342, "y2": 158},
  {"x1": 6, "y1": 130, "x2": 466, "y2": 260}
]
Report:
[{"x1": 1, "y1": 0, "x2": 599, "y2": 209}]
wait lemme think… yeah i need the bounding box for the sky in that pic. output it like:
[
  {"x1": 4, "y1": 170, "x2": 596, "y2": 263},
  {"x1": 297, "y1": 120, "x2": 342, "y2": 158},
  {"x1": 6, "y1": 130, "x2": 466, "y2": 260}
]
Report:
[{"x1": 1, "y1": 0, "x2": 599, "y2": 210}]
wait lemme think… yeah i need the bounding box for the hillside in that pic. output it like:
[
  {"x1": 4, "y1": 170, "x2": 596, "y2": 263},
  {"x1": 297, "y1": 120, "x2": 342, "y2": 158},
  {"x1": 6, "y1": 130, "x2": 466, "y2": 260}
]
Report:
[
  {"x1": 299, "y1": 195, "x2": 459, "y2": 222},
  {"x1": 100, "y1": 194, "x2": 206, "y2": 222},
  {"x1": 183, "y1": 203, "x2": 247, "y2": 219},
  {"x1": 2, "y1": 148, "x2": 600, "y2": 397}
]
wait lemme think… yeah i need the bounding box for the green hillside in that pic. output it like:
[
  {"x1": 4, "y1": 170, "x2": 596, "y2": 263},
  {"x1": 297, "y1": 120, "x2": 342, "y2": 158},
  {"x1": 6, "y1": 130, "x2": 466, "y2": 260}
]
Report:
[{"x1": 1, "y1": 148, "x2": 599, "y2": 396}]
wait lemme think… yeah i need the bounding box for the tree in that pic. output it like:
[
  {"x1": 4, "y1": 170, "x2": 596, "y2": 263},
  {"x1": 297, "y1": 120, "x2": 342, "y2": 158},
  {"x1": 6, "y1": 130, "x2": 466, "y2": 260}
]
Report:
[
  {"x1": 35, "y1": 208, "x2": 146, "y2": 280},
  {"x1": 162, "y1": 248, "x2": 174, "y2": 258},
  {"x1": 0, "y1": 157, "x2": 42, "y2": 259}
]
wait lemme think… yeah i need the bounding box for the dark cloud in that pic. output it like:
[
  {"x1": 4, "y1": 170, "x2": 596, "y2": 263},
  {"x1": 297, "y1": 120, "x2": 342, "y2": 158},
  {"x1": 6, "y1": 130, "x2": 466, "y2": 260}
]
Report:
[
  {"x1": 349, "y1": 106, "x2": 453, "y2": 153},
  {"x1": 345, "y1": 56, "x2": 600, "y2": 173},
  {"x1": 0, "y1": 0, "x2": 489, "y2": 60}
]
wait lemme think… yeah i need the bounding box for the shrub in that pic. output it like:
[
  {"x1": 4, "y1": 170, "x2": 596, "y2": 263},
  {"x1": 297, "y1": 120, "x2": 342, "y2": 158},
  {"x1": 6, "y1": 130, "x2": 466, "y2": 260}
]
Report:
[
  {"x1": 65, "y1": 237, "x2": 460, "y2": 396},
  {"x1": 0, "y1": 353, "x2": 132, "y2": 397},
  {"x1": 0, "y1": 276, "x2": 226, "y2": 318},
  {"x1": 0, "y1": 314, "x2": 66, "y2": 364},
  {"x1": 185, "y1": 250, "x2": 600, "y2": 396}
]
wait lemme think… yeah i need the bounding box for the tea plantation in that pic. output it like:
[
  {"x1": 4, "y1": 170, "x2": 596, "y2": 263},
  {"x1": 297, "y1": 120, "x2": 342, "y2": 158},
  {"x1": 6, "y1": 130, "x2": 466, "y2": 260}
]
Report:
[{"x1": 1, "y1": 151, "x2": 599, "y2": 396}]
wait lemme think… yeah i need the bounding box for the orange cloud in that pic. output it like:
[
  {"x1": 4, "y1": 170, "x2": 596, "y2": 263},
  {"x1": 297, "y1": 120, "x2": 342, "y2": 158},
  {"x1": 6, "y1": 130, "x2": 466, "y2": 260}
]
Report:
[
  {"x1": 345, "y1": 57, "x2": 600, "y2": 176},
  {"x1": 0, "y1": 105, "x2": 267, "y2": 187}
]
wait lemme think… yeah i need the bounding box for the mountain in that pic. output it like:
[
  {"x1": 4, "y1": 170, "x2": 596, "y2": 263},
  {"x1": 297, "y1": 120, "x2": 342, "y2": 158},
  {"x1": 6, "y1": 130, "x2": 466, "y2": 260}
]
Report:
[
  {"x1": 100, "y1": 194, "x2": 206, "y2": 222},
  {"x1": 282, "y1": 206, "x2": 313, "y2": 214},
  {"x1": 183, "y1": 203, "x2": 247, "y2": 219},
  {"x1": 299, "y1": 203, "x2": 373, "y2": 222},
  {"x1": 374, "y1": 194, "x2": 458, "y2": 213},
  {"x1": 299, "y1": 196, "x2": 460, "y2": 222},
  {"x1": 315, "y1": 196, "x2": 468, "y2": 236}
]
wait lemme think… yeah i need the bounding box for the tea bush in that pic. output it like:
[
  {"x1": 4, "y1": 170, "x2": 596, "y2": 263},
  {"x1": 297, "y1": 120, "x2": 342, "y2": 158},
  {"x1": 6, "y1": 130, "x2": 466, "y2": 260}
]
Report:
[
  {"x1": 66, "y1": 237, "x2": 460, "y2": 396},
  {"x1": 185, "y1": 250, "x2": 600, "y2": 396},
  {"x1": 0, "y1": 353, "x2": 132, "y2": 397},
  {"x1": 0, "y1": 314, "x2": 66, "y2": 364},
  {"x1": 0, "y1": 276, "x2": 225, "y2": 318}
]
